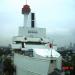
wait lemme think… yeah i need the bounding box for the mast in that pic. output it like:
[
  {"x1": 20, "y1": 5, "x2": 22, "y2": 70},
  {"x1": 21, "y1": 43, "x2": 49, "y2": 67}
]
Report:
[
  {"x1": 21, "y1": 0, "x2": 35, "y2": 28},
  {"x1": 26, "y1": 0, "x2": 27, "y2": 4},
  {"x1": 22, "y1": 0, "x2": 31, "y2": 27}
]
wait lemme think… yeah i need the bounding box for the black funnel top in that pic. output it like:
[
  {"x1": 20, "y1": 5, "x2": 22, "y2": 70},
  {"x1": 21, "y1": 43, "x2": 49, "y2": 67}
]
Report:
[{"x1": 31, "y1": 13, "x2": 35, "y2": 28}]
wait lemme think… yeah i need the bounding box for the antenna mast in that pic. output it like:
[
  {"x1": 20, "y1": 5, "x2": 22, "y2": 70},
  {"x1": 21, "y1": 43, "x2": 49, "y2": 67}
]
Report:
[{"x1": 26, "y1": 0, "x2": 27, "y2": 4}]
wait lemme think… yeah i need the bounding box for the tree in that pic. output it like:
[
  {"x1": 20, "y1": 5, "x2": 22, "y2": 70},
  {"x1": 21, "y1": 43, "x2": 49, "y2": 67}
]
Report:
[{"x1": 0, "y1": 49, "x2": 3, "y2": 56}]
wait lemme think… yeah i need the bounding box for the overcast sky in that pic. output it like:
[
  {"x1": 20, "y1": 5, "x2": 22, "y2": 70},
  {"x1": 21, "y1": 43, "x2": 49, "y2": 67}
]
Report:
[{"x1": 0, "y1": 0, "x2": 75, "y2": 46}]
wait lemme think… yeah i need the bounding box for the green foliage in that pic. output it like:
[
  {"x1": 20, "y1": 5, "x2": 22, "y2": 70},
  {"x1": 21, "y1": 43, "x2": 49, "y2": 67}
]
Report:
[
  {"x1": 71, "y1": 55, "x2": 75, "y2": 66},
  {"x1": 63, "y1": 54, "x2": 75, "y2": 67},
  {"x1": 0, "y1": 49, "x2": 3, "y2": 56}
]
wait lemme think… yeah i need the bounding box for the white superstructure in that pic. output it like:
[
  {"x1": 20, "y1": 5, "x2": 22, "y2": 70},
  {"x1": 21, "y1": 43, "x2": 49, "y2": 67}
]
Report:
[{"x1": 11, "y1": 3, "x2": 62, "y2": 75}]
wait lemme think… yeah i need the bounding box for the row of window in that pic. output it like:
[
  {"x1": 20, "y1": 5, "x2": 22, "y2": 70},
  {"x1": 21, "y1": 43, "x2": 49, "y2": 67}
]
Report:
[{"x1": 13, "y1": 49, "x2": 33, "y2": 57}]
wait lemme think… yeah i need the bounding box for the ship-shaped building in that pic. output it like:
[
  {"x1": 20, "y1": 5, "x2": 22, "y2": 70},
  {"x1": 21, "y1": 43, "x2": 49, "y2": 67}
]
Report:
[{"x1": 11, "y1": 3, "x2": 62, "y2": 75}]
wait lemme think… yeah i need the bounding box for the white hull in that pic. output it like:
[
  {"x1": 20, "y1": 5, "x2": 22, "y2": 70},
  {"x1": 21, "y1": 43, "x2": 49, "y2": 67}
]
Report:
[
  {"x1": 14, "y1": 53, "x2": 49, "y2": 75},
  {"x1": 11, "y1": 4, "x2": 62, "y2": 75},
  {"x1": 14, "y1": 52, "x2": 62, "y2": 75}
]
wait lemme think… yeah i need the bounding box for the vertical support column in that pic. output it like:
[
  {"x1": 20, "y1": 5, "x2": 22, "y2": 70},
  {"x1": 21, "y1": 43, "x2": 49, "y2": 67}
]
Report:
[
  {"x1": 24, "y1": 14, "x2": 28, "y2": 27},
  {"x1": 22, "y1": 42, "x2": 24, "y2": 48}
]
